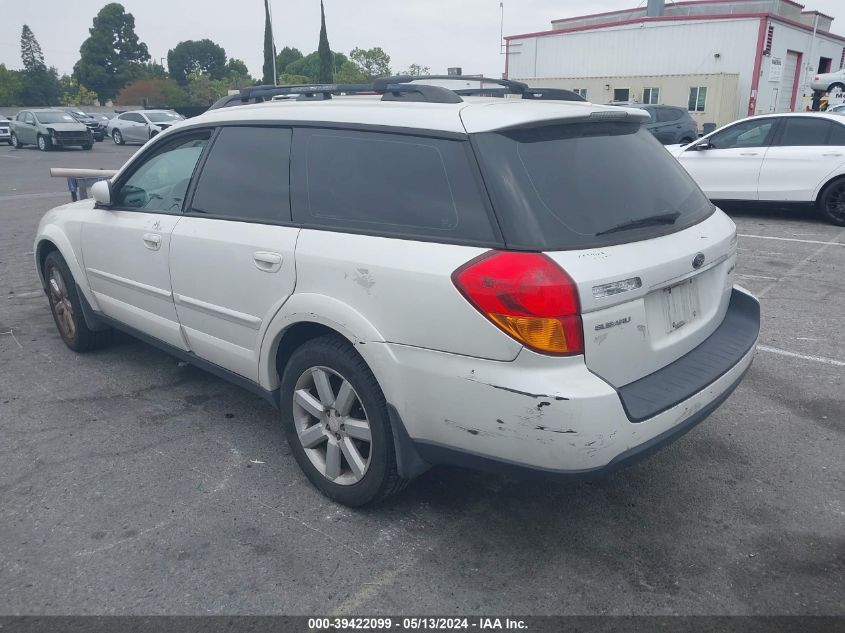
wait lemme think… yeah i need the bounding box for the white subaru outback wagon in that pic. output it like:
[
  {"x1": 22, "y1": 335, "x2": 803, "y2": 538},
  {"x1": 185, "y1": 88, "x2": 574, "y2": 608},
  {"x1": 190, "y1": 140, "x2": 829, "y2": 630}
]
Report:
[{"x1": 34, "y1": 78, "x2": 760, "y2": 506}]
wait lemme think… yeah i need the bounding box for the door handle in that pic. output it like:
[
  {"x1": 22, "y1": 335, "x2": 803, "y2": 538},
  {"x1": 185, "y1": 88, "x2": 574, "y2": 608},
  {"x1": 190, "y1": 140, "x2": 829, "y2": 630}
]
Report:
[
  {"x1": 739, "y1": 152, "x2": 759, "y2": 156},
  {"x1": 253, "y1": 251, "x2": 282, "y2": 273},
  {"x1": 142, "y1": 233, "x2": 162, "y2": 250},
  {"x1": 822, "y1": 152, "x2": 843, "y2": 157}
]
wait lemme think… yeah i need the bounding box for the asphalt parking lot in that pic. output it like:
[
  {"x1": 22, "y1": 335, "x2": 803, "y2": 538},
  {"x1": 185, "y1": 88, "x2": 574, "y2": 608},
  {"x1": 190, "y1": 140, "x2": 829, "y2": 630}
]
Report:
[{"x1": 1, "y1": 140, "x2": 843, "y2": 616}]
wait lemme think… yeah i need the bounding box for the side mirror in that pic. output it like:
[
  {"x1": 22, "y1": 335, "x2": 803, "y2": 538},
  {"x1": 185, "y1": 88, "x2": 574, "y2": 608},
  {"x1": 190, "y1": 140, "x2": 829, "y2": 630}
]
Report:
[
  {"x1": 691, "y1": 140, "x2": 713, "y2": 151},
  {"x1": 91, "y1": 180, "x2": 113, "y2": 206}
]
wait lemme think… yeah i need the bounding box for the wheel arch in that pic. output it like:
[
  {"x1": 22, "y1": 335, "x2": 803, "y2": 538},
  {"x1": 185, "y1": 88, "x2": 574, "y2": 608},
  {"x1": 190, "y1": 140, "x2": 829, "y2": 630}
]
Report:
[{"x1": 814, "y1": 172, "x2": 845, "y2": 205}]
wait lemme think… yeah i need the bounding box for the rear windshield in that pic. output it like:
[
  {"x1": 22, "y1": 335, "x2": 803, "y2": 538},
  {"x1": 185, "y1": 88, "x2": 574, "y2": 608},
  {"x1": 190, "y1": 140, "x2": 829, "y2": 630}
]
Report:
[
  {"x1": 473, "y1": 122, "x2": 714, "y2": 251},
  {"x1": 146, "y1": 112, "x2": 183, "y2": 122}
]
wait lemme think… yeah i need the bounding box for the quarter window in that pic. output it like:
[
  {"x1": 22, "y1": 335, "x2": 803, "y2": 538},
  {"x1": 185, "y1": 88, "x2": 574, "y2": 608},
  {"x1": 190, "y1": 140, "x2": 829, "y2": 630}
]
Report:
[
  {"x1": 114, "y1": 133, "x2": 210, "y2": 212},
  {"x1": 291, "y1": 128, "x2": 497, "y2": 244},
  {"x1": 190, "y1": 126, "x2": 291, "y2": 223},
  {"x1": 642, "y1": 87, "x2": 660, "y2": 104},
  {"x1": 775, "y1": 118, "x2": 832, "y2": 146},
  {"x1": 688, "y1": 86, "x2": 707, "y2": 112}
]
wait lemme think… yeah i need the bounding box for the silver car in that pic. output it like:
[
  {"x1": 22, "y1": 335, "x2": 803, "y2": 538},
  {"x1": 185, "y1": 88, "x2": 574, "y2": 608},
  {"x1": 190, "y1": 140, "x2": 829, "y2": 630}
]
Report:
[
  {"x1": 0, "y1": 116, "x2": 11, "y2": 145},
  {"x1": 107, "y1": 110, "x2": 184, "y2": 145}
]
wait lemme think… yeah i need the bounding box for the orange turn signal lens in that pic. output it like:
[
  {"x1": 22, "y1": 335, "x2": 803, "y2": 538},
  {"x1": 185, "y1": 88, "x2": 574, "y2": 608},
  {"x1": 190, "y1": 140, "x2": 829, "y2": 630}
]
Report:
[{"x1": 489, "y1": 314, "x2": 570, "y2": 353}]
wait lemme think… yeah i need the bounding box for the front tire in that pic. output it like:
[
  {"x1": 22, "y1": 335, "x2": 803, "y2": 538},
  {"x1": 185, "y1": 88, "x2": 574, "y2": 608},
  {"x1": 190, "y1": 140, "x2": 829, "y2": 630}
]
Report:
[
  {"x1": 37, "y1": 134, "x2": 51, "y2": 151},
  {"x1": 82, "y1": 143, "x2": 93, "y2": 150},
  {"x1": 10, "y1": 132, "x2": 22, "y2": 148},
  {"x1": 279, "y1": 334, "x2": 408, "y2": 506},
  {"x1": 112, "y1": 129, "x2": 124, "y2": 145},
  {"x1": 43, "y1": 251, "x2": 112, "y2": 352},
  {"x1": 818, "y1": 178, "x2": 845, "y2": 226}
]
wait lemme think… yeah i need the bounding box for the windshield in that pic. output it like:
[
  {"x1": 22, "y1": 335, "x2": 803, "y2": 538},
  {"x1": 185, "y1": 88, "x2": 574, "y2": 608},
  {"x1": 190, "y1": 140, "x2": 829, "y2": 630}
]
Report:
[
  {"x1": 145, "y1": 112, "x2": 183, "y2": 123},
  {"x1": 473, "y1": 122, "x2": 714, "y2": 250},
  {"x1": 33, "y1": 112, "x2": 78, "y2": 124}
]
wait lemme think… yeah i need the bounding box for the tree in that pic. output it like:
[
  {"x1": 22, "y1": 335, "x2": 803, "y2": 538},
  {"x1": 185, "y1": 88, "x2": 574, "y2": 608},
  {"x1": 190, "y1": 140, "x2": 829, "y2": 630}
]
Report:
[
  {"x1": 262, "y1": 0, "x2": 276, "y2": 84},
  {"x1": 74, "y1": 3, "x2": 150, "y2": 103},
  {"x1": 349, "y1": 47, "x2": 391, "y2": 80},
  {"x1": 59, "y1": 75, "x2": 99, "y2": 106},
  {"x1": 18, "y1": 26, "x2": 60, "y2": 105},
  {"x1": 224, "y1": 59, "x2": 253, "y2": 90},
  {"x1": 20, "y1": 25, "x2": 46, "y2": 72},
  {"x1": 286, "y1": 50, "x2": 347, "y2": 83},
  {"x1": 333, "y1": 61, "x2": 366, "y2": 84},
  {"x1": 277, "y1": 73, "x2": 310, "y2": 85},
  {"x1": 276, "y1": 47, "x2": 303, "y2": 74},
  {"x1": 0, "y1": 64, "x2": 22, "y2": 106},
  {"x1": 168, "y1": 39, "x2": 227, "y2": 85},
  {"x1": 115, "y1": 78, "x2": 185, "y2": 107},
  {"x1": 401, "y1": 64, "x2": 430, "y2": 77},
  {"x1": 185, "y1": 73, "x2": 229, "y2": 106},
  {"x1": 317, "y1": 1, "x2": 333, "y2": 83},
  {"x1": 225, "y1": 58, "x2": 250, "y2": 77}
]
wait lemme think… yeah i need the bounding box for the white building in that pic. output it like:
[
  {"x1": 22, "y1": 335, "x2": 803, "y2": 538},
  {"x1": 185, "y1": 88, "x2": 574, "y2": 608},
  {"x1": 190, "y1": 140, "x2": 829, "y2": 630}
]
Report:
[{"x1": 504, "y1": 0, "x2": 845, "y2": 126}]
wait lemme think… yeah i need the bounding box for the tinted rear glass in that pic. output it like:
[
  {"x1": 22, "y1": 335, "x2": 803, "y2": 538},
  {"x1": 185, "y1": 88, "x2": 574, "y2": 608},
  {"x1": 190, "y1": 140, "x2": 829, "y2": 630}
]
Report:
[
  {"x1": 291, "y1": 128, "x2": 499, "y2": 245},
  {"x1": 473, "y1": 122, "x2": 714, "y2": 250}
]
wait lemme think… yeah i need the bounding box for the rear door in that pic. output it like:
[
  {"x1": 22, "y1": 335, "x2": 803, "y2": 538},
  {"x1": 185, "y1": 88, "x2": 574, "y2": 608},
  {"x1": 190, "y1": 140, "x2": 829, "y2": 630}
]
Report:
[
  {"x1": 675, "y1": 117, "x2": 778, "y2": 200},
  {"x1": 169, "y1": 126, "x2": 298, "y2": 381},
  {"x1": 758, "y1": 117, "x2": 845, "y2": 201},
  {"x1": 473, "y1": 121, "x2": 737, "y2": 387}
]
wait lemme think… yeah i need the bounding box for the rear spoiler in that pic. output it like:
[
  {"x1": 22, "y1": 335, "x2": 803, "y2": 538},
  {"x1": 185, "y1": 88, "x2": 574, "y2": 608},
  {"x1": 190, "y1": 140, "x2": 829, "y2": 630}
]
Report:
[{"x1": 50, "y1": 168, "x2": 117, "y2": 202}]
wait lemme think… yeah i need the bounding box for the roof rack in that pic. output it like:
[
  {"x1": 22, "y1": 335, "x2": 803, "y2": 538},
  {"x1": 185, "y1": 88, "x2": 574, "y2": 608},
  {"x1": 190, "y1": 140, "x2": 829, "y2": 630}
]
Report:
[
  {"x1": 207, "y1": 75, "x2": 586, "y2": 111},
  {"x1": 208, "y1": 79, "x2": 464, "y2": 110}
]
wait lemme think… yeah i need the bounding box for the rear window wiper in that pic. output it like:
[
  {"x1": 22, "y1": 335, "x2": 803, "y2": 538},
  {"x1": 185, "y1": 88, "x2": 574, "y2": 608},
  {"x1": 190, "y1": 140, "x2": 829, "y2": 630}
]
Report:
[{"x1": 595, "y1": 211, "x2": 681, "y2": 236}]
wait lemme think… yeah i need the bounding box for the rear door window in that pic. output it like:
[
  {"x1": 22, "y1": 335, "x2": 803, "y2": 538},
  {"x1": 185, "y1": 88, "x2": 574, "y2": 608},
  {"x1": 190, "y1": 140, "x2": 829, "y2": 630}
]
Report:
[
  {"x1": 775, "y1": 118, "x2": 832, "y2": 146},
  {"x1": 829, "y1": 121, "x2": 845, "y2": 146},
  {"x1": 291, "y1": 128, "x2": 499, "y2": 245},
  {"x1": 473, "y1": 122, "x2": 714, "y2": 251},
  {"x1": 190, "y1": 126, "x2": 291, "y2": 223}
]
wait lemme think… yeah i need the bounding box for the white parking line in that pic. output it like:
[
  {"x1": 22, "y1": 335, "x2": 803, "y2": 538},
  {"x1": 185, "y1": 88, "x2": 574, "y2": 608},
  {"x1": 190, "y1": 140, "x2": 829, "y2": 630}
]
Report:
[
  {"x1": 738, "y1": 233, "x2": 845, "y2": 246},
  {"x1": 758, "y1": 345, "x2": 845, "y2": 367},
  {"x1": 754, "y1": 228, "x2": 845, "y2": 298}
]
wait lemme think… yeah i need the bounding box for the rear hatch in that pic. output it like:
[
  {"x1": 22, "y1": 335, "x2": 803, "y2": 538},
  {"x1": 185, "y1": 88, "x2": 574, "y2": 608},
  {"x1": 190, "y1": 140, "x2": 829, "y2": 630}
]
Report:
[{"x1": 472, "y1": 117, "x2": 737, "y2": 386}]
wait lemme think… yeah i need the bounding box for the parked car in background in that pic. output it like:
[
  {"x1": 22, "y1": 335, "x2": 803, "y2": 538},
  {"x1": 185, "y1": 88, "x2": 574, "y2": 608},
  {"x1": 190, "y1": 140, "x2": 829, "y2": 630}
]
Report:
[
  {"x1": 667, "y1": 112, "x2": 845, "y2": 225},
  {"x1": 811, "y1": 68, "x2": 845, "y2": 93},
  {"x1": 0, "y1": 116, "x2": 11, "y2": 145},
  {"x1": 34, "y1": 80, "x2": 759, "y2": 505},
  {"x1": 60, "y1": 108, "x2": 106, "y2": 142},
  {"x1": 827, "y1": 103, "x2": 845, "y2": 114},
  {"x1": 107, "y1": 110, "x2": 184, "y2": 145},
  {"x1": 611, "y1": 103, "x2": 699, "y2": 144},
  {"x1": 10, "y1": 109, "x2": 94, "y2": 151}
]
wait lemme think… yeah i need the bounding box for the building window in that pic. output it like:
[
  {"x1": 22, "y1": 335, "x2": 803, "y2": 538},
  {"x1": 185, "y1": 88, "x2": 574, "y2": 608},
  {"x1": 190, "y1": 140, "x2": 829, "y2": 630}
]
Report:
[
  {"x1": 573, "y1": 88, "x2": 588, "y2": 99},
  {"x1": 642, "y1": 87, "x2": 660, "y2": 104},
  {"x1": 613, "y1": 88, "x2": 630, "y2": 102},
  {"x1": 688, "y1": 86, "x2": 707, "y2": 112}
]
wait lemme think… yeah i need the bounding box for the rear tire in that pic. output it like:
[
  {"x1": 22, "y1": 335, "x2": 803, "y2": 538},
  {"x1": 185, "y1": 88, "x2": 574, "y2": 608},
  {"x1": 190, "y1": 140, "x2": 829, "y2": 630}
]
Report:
[
  {"x1": 680, "y1": 137, "x2": 694, "y2": 145},
  {"x1": 829, "y1": 82, "x2": 845, "y2": 93},
  {"x1": 279, "y1": 334, "x2": 408, "y2": 506},
  {"x1": 818, "y1": 178, "x2": 845, "y2": 226},
  {"x1": 43, "y1": 251, "x2": 113, "y2": 352},
  {"x1": 112, "y1": 129, "x2": 124, "y2": 145},
  {"x1": 37, "y1": 134, "x2": 51, "y2": 151}
]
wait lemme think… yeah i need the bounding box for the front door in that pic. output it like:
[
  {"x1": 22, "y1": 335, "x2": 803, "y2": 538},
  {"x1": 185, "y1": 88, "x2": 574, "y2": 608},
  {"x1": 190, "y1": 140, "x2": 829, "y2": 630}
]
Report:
[
  {"x1": 169, "y1": 126, "x2": 298, "y2": 381},
  {"x1": 81, "y1": 131, "x2": 211, "y2": 349},
  {"x1": 677, "y1": 117, "x2": 778, "y2": 200}
]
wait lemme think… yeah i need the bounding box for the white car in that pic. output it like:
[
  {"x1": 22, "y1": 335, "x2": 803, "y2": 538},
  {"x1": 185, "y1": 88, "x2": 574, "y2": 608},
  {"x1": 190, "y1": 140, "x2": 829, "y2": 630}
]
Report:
[
  {"x1": 811, "y1": 68, "x2": 845, "y2": 94},
  {"x1": 107, "y1": 109, "x2": 184, "y2": 145},
  {"x1": 668, "y1": 112, "x2": 845, "y2": 226},
  {"x1": 34, "y1": 82, "x2": 759, "y2": 505}
]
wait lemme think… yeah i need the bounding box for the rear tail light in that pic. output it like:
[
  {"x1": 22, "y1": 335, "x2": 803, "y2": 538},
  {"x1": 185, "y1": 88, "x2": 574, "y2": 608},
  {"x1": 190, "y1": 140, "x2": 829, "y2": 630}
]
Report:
[{"x1": 452, "y1": 251, "x2": 584, "y2": 355}]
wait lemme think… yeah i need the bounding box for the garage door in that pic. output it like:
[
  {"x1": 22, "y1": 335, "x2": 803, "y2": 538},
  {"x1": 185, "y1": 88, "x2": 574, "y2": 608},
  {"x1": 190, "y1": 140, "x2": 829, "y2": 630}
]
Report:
[{"x1": 777, "y1": 51, "x2": 800, "y2": 112}]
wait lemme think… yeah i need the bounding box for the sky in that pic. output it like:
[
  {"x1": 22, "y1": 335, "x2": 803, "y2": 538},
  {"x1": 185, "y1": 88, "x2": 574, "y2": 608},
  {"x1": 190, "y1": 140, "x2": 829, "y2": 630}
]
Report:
[{"x1": 0, "y1": 0, "x2": 843, "y2": 80}]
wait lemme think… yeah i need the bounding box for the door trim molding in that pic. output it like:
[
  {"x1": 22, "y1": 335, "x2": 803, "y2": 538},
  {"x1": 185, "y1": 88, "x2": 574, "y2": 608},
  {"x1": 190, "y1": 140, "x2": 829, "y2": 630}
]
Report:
[
  {"x1": 173, "y1": 293, "x2": 262, "y2": 330},
  {"x1": 86, "y1": 267, "x2": 172, "y2": 299}
]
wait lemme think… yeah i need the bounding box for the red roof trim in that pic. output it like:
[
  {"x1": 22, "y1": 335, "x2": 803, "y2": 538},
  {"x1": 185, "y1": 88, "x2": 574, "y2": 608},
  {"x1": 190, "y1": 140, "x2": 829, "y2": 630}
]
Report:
[{"x1": 505, "y1": 12, "x2": 845, "y2": 44}]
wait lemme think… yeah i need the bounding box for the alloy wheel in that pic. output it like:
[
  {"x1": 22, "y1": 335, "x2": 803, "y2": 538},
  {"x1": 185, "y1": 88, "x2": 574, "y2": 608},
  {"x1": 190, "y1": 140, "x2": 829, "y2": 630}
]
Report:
[
  {"x1": 292, "y1": 366, "x2": 372, "y2": 485},
  {"x1": 825, "y1": 182, "x2": 845, "y2": 223},
  {"x1": 47, "y1": 267, "x2": 76, "y2": 340}
]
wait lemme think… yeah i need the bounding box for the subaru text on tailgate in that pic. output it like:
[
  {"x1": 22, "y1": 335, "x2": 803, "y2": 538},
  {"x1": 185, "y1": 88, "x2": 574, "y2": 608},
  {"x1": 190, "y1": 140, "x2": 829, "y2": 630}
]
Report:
[{"x1": 33, "y1": 76, "x2": 760, "y2": 505}]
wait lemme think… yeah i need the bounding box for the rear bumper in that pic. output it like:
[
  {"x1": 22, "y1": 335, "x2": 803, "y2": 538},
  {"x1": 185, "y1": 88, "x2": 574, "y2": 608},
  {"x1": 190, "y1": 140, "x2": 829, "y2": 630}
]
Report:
[{"x1": 377, "y1": 286, "x2": 759, "y2": 477}]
